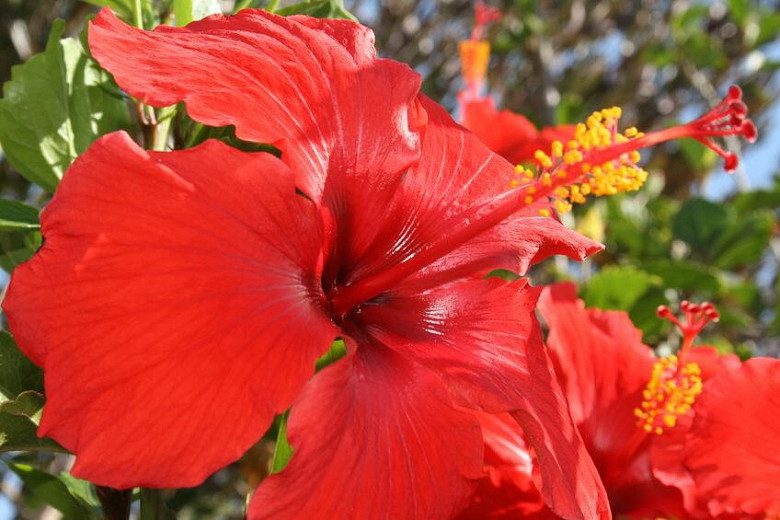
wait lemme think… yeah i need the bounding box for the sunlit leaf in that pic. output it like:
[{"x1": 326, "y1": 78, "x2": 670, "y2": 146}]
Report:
[
  {"x1": 174, "y1": 0, "x2": 222, "y2": 26},
  {"x1": 0, "y1": 20, "x2": 130, "y2": 192}
]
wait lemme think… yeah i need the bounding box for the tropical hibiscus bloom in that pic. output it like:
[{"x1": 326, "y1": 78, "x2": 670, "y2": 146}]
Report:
[
  {"x1": 469, "y1": 283, "x2": 780, "y2": 518},
  {"x1": 456, "y1": 4, "x2": 575, "y2": 165},
  {"x1": 2, "y1": 8, "x2": 613, "y2": 519},
  {"x1": 459, "y1": 97, "x2": 576, "y2": 167},
  {"x1": 1, "y1": 7, "x2": 756, "y2": 518}
]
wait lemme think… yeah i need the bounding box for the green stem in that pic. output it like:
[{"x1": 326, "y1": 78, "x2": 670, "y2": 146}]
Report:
[
  {"x1": 152, "y1": 106, "x2": 177, "y2": 151},
  {"x1": 133, "y1": 0, "x2": 143, "y2": 29}
]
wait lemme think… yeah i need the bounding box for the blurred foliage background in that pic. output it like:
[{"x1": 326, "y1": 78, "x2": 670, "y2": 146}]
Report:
[{"x1": 0, "y1": 0, "x2": 777, "y2": 518}]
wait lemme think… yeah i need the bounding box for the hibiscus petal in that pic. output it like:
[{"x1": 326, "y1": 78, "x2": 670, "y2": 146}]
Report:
[
  {"x1": 249, "y1": 346, "x2": 483, "y2": 519},
  {"x1": 459, "y1": 95, "x2": 576, "y2": 165},
  {"x1": 344, "y1": 96, "x2": 600, "y2": 288},
  {"x1": 459, "y1": 96, "x2": 538, "y2": 163},
  {"x1": 683, "y1": 357, "x2": 780, "y2": 515},
  {"x1": 458, "y1": 412, "x2": 555, "y2": 520},
  {"x1": 357, "y1": 278, "x2": 611, "y2": 519},
  {"x1": 2, "y1": 133, "x2": 337, "y2": 488},
  {"x1": 539, "y1": 283, "x2": 686, "y2": 517},
  {"x1": 649, "y1": 346, "x2": 743, "y2": 516},
  {"x1": 538, "y1": 283, "x2": 653, "y2": 430},
  {"x1": 88, "y1": 9, "x2": 423, "y2": 205}
]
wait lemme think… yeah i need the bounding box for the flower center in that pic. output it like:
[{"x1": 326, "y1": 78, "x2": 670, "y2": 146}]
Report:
[
  {"x1": 634, "y1": 301, "x2": 720, "y2": 435},
  {"x1": 512, "y1": 106, "x2": 649, "y2": 215},
  {"x1": 328, "y1": 89, "x2": 754, "y2": 317},
  {"x1": 635, "y1": 355, "x2": 702, "y2": 434}
]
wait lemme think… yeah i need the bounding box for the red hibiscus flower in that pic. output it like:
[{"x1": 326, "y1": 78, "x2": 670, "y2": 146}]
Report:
[
  {"x1": 456, "y1": 4, "x2": 575, "y2": 165},
  {"x1": 459, "y1": 96, "x2": 577, "y2": 166},
  {"x1": 469, "y1": 283, "x2": 778, "y2": 518},
  {"x1": 2, "y1": 9, "x2": 613, "y2": 520},
  {"x1": 681, "y1": 357, "x2": 780, "y2": 517}
]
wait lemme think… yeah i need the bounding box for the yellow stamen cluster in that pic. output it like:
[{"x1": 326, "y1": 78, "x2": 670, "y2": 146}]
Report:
[
  {"x1": 510, "y1": 107, "x2": 649, "y2": 215},
  {"x1": 634, "y1": 355, "x2": 703, "y2": 435}
]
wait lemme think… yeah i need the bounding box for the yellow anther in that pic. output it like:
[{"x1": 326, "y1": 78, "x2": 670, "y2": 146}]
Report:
[
  {"x1": 635, "y1": 358, "x2": 703, "y2": 435},
  {"x1": 551, "y1": 140, "x2": 564, "y2": 158},
  {"x1": 538, "y1": 209, "x2": 550, "y2": 217},
  {"x1": 563, "y1": 150, "x2": 583, "y2": 165},
  {"x1": 534, "y1": 150, "x2": 553, "y2": 169},
  {"x1": 507, "y1": 105, "x2": 652, "y2": 210}
]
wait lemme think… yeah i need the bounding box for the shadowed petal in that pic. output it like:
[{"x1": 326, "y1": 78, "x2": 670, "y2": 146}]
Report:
[
  {"x1": 357, "y1": 278, "x2": 611, "y2": 520},
  {"x1": 458, "y1": 412, "x2": 555, "y2": 519},
  {"x1": 249, "y1": 346, "x2": 483, "y2": 519},
  {"x1": 539, "y1": 283, "x2": 684, "y2": 518},
  {"x1": 3, "y1": 133, "x2": 337, "y2": 488}
]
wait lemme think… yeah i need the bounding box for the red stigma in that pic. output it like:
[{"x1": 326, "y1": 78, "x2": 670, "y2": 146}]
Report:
[
  {"x1": 681, "y1": 85, "x2": 757, "y2": 171},
  {"x1": 658, "y1": 301, "x2": 720, "y2": 341},
  {"x1": 471, "y1": 1, "x2": 501, "y2": 40}
]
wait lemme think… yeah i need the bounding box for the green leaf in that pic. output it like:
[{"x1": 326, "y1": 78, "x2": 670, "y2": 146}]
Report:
[
  {"x1": 0, "y1": 330, "x2": 43, "y2": 400},
  {"x1": 270, "y1": 410, "x2": 293, "y2": 474},
  {"x1": 0, "y1": 230, "x2": 41, "y2": 272},
  {"x1": 233, "y1": 0, "x2": 262, "y2": 12},
  {"x1": 79, "y1": 0, "x2": 135, "y2": 19},
  {"x1": 710, "y1": 212, "x2": 773, "y2": 269},
  {"x1": 0, "y1": 20, "x2": 130, "y2": 192},
  {"x1": 0, "y1": 391, "x2": 62, "y2": 453},
  {"x1": 0, "y1": 199, "x2": 40, "y2": 232},
  {"x1": 8, "y1": 463, "x2": 95, "y2": 519},
  {"x1": 582, "y1": 266, "x2": 658, "y2": 311},
  {"x1": 276, "y1": 0, "x2": 357, "y2": 20},
  {"x1": 732, "y1": 187, "x2": 780, "y2": 214},
  {"x1": 644, "y1": 260, "x2": 721, "y2": 294},
  {"x1": 672, "y1": 198, "x2": 729, "y2": 252},
  {"x1": 58, "y1": 473, "x2": 101, "y2": 510},
  {"x1": 174, "y1": 0, "x2": 221, "y2": 26},
  {"x1": 627, "y1": 287, "x2": 668, "y2": 340}
]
